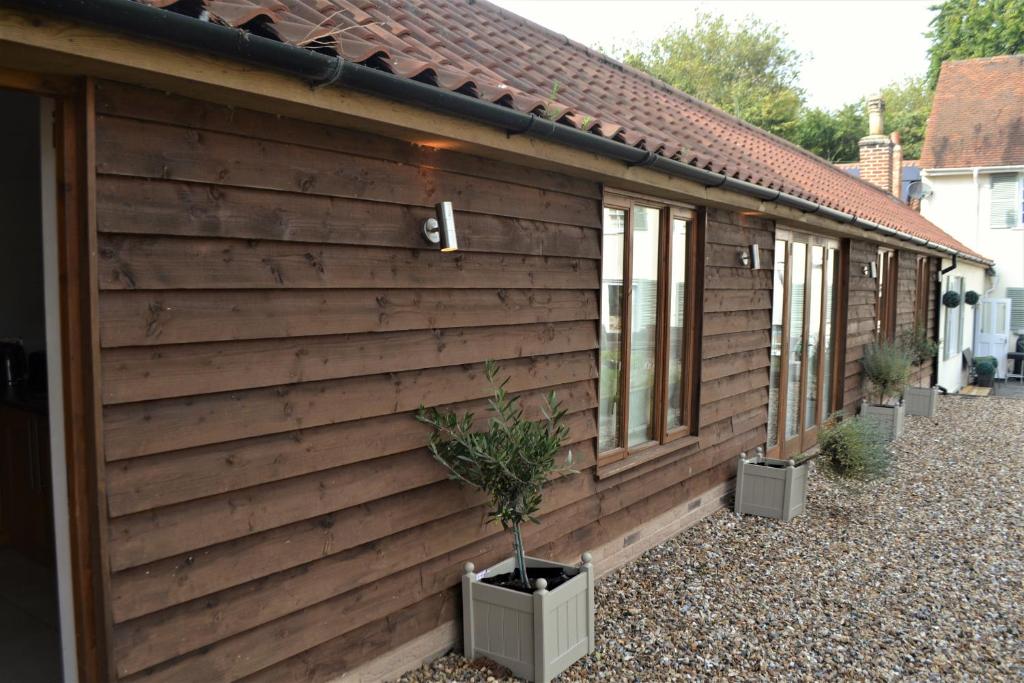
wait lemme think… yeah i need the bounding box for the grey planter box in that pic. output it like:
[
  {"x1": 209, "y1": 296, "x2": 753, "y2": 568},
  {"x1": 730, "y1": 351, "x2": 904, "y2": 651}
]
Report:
[
  {"x1": 903, "y1": 386, "x2": 938, "y2": 417},
  {"x1": 734, "y1": 448, "x2": 808, "y2": 522},
  {"x1": 462, "y1": 553, "x2": 595, "y2": 683},
  {"x1": 860, "y1": 400, "x2": 905, "y2": 441}
]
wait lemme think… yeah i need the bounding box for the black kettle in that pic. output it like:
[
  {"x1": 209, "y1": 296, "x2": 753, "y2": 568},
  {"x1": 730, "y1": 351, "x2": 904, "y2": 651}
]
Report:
[{"x1": 0, "y1": 339, "x2": 28, "y2": 387}]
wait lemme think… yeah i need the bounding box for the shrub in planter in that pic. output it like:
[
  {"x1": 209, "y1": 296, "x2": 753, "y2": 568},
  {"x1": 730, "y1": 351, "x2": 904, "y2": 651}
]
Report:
[
  {"x1": 860, "y1": 341, "x2": 912, "y2": 440},
  {"x1": 964, "y1": 290, "x2": 980, "y2": 306},
  {"x1": 417, "y1": 361, "x2": 594, "y2": 682},
  {"x1": 975, "y1": 356, "x2": 997, "y2": 387},
  {"x1": 898, "y1": 326, "x2": 940, "y2": 417},
  {"x1": 817, "y1": 413, "x2": 891, "y2": 486},
  {"x1": 942, "y1": 290, "x2": 961, "y2": 308}
]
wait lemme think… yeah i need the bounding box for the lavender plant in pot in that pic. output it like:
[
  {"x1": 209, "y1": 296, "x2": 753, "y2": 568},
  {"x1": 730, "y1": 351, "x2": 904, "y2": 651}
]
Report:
[
  {"x1": 417, "y1": 361, "x2": 594, "y2": 683},
  {"x1": 899, "y1": 326, "x2": 940, "y2": 417},
  {"x1": 860, "y1": 340, "x2": 912, "y2": 441}
]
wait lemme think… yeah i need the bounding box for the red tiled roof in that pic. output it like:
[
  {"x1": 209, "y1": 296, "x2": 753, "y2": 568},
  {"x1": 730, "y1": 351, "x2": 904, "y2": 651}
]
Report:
[
  {"x1": 130, "y1": 0, "x2": 985, "y2": 259},
  {"x1": 921, "y1": 55, "x2": 1024, "y2": 169}
]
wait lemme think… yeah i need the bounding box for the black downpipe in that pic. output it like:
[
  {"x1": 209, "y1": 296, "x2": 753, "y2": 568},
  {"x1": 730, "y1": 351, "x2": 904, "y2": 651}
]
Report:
[
  {"x1": 932, "y1": 255, "x2": 959, "y2": 386},
  {"x1": 17, "y1": 0, "x2": 992, "y2": 267}
]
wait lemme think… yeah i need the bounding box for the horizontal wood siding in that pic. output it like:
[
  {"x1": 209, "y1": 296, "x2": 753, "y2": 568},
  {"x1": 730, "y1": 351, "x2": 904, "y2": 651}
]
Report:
[
  {"x1": 95, "y1": 83, "x2": 770, "y2": 682},
  {"x1": 842, "y1": 245, "x2": 937, "y2": 411}
]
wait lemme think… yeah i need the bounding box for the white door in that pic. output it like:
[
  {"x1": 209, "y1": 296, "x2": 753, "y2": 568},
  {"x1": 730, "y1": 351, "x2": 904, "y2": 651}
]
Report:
[{"x1": 975, "y1": 298, "x2": 1012, "y2": 378}]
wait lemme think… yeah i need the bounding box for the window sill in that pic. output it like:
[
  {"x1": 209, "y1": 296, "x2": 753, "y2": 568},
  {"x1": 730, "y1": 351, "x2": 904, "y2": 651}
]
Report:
[{"x1": 595, "y1": 435, "x2": 700, "y2": 480}]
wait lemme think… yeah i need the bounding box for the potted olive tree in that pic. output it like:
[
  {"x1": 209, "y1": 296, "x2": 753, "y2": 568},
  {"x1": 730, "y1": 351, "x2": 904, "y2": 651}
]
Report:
[
  {"x1": 859, "y1": 340, "x2": 912, "y2": 441},
  {"x1": 899, "y1": 326, "x2": 940, "y2": 417},
  {"x1": 417, "y1": 361, "x2": 594, "y2": 683}
]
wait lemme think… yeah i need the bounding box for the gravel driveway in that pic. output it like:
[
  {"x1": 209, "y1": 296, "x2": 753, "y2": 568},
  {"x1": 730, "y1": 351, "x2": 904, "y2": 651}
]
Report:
[{"x1": 400, "y1": 395, "x2": 1024, "y2": 682}]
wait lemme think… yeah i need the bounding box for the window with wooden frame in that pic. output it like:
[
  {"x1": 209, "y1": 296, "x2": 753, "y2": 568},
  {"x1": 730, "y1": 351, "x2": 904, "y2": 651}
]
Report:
[
  {"x1": 598, "y1": 192, "x2": 703, "y2": 471},
  {"x1": 913, "y1": 255, "x2": 930, "y2": 329},
  {"x1": 876, "y1": 247, "x2": 897, "y2": 341}
]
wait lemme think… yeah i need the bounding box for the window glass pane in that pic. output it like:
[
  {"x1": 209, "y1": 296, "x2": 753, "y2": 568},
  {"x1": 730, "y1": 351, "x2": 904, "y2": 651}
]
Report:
[
  {"x1": 598, "y1": 207, "x2": 625, "y2": 452},
  {"x1": 628, "y1": 206, "x2": 661, "y2": 446},
  {"x1": 995, "y1": 301, "x2": 1007, "y2": 332},
  {"x1": 785, "y1": 242, "x2": 806, "y2": 440},
  {"x1": 820, "y1": 248, "x2": 838, "y2": 422},
  {"x1": 767, "y1": 240, "x2": 786, "y2": 449},
  {"x1": 664, "y1": 217, "x2": 688, "y2": 430},
  {"x1": 804, "y1": 246, "x2": 824, "y2": 429}
]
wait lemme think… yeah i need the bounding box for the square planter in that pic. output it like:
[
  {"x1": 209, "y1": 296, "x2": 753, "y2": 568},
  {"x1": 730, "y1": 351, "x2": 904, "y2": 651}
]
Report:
[
  {"x1": 462, "y1": 553, "x2": 595, "y2": 683},
  {"x1": 860, "y1": 400, "x2": 905, "y2": 441},
  {"x1": 734, "y1": 449, "x2": 808, "y2": 522},
  {"x1": 903, "y1": 386, "x2": 938, "y2": 418}
]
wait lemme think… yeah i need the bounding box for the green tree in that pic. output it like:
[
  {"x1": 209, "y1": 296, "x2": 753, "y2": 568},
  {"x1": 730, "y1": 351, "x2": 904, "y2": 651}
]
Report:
[
  {"x1": 877, "y1": 76, "x2": 933, "y2": 159},
  {"x1": 926, "y1": 0, "x2": 1024, "y2": 88},
  {"x1": 789, "y1": 77, "x2": 932, "y2": 162},
  {"x1": 790, "y1": 103, "x2": 865, "y2": 163},
  {"x1": 613, "y1": 12, "x2": 805, "y2": 137}
]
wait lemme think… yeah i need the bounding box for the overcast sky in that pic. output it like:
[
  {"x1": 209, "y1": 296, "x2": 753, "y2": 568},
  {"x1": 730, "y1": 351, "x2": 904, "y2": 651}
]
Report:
[{"x1": 489, "y1": 0, "x2": 935, "y2": 111}]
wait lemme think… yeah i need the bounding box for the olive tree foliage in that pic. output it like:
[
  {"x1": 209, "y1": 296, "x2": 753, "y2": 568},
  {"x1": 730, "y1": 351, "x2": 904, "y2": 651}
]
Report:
[
  {"x1": 926, "y1": 0, "x2": 1024, "y2": 89},
  {"x1": 610, "y1": 12, "x2": 805, "y2": 138},
  {"x1": 416, "y1": 361, "x2": 572, "y2": 590}
]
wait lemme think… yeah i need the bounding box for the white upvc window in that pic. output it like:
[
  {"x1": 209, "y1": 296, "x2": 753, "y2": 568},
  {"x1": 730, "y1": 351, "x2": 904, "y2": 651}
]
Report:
[{"x1": 989, "y1": 173, "x2": 1024, "y2": 229}]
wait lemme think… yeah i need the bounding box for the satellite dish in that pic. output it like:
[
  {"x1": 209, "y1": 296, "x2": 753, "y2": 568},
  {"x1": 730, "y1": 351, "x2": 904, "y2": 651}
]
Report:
[{"x1": 907, "y1": 180, "x2": 933, "y2": 200}]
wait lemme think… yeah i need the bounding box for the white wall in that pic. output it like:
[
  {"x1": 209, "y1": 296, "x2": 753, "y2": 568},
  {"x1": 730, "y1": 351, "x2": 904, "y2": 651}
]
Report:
[
  {"x1": 921, "y1": 169, "x2": 1024, "y2": 344},
  {"x1": 935, "y1": 258, "x2": 989, "y2": 392}
]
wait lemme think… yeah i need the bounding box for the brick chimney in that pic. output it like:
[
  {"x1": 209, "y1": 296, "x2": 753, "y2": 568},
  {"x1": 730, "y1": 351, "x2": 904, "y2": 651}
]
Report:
[{"x1": 857, "y1": 95, "x2": 902, "y2": 197}]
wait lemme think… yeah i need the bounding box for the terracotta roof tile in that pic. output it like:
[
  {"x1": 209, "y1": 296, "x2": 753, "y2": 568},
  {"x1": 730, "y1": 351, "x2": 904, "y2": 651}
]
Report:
[
  {"x1": 132, "y1": 0, "x2": 986, "y2": 259},
  {"x1": 920, "y1": 55, "x2": 1024, "y2": 169}
]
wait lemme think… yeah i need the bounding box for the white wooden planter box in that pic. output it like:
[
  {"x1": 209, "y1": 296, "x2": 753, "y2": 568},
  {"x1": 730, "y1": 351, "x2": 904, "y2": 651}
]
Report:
[
  {"x1": 462, "y1": 554, "x2": 595, "y2": 683},
  {"x1": 734, "y1": 449, "x2": 808, "y2": 522},
  {"x1": 860, "y1": 400, "x2": 905, "y2": 441},
  {"x1": 903, "y1": 386, "x2": 938, "y2": 418}
]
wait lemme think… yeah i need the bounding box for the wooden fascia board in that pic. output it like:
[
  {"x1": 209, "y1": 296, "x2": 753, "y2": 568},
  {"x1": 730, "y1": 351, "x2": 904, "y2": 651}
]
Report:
[{"x1": 0, "y1": 8, "x2": 944, "y2": 257}]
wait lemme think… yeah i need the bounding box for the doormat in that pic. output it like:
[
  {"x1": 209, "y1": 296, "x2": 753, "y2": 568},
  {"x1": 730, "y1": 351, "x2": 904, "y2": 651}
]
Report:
[{"x1": 960, "y1": 385, "x2": 992, "y2": 397}]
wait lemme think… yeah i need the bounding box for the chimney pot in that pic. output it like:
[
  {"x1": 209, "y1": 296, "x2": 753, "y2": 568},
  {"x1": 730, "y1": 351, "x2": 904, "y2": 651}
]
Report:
[{"x1": 867, "y1": 95, "x2": 885, "y2": 136}]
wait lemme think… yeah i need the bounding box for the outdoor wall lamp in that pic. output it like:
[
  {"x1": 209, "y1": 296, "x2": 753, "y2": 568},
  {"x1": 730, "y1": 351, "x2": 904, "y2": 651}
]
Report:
[
  {"x1": 863, "y1": 262, "x2": 878, "y2": 278},
  {"x1": 738, "y1": 244, "x2": 760, "y2": 269},
  {"x1": 422, "y1": 201, "x2": 458, "y2": 252}
]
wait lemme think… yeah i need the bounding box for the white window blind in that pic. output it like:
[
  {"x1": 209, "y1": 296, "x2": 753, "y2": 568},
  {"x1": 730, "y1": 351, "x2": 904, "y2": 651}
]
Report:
[
  {"x1": 990, "y1": 173, "x2": 1021, "y2": 229},
  {"x1": 1009, "y1": 287, "x2": 1024, "y2": 333}
]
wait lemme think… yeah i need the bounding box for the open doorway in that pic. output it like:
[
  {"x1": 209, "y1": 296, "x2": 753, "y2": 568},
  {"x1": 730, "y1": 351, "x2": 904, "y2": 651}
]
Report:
[{"x1": 0, "y1": 88, "x2": 72, "y2": 683}]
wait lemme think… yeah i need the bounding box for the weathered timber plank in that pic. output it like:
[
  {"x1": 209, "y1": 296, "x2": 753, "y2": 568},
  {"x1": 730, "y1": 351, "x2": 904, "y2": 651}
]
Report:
[
  {"x1": 97, "y1": 234, "x2": 598, "y2": 291},
  {"x1": 99, "y1": 287, "x2": 598, "y2": 347},
  {"x1": 701, "y1": 367, "x2": 769, "y2": 404},
  {"x1": 702, "y1": 310, "x2": 771, "y2": 336},
  {"x1": 701, "y1": 330, "x2": 771, "y2": 359},
  {"x1": 114, "y1": 472, "x2": 598, "y2": 681},
  {"x1": 704, "y1": 289, "x2": 772, "y2": 313},
  {"x1": 95, "y1": 178, "x2": 601, "y2": 260},
  {"x1": 103, "y1": 352, "x2": 596, "y2": 460},
  {"x1": 106, "y1": 398, "x2": 595, "y2": 519},
  {"x1": 94, "y1": 116, "x2": 601, "y2": 229},
  {"x1": 235, "y1": 590, "x2": 458, "y2": 683},
  {"x1": 109, "y1": 427, "x2": 594, "y2": 577},
  {"x1": 94, "y1": 82, "x2": 602, "y2": 201},
  {"x1": 701, "y1": 350, "x2": 770, "y2": 382},
  {"x1": 101, "y1": 321, "x2": 597, "y2": 404}
]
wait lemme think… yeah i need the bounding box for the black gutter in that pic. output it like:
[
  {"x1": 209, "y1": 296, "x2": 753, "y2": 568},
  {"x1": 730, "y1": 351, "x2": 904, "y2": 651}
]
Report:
[{"x1": 17, "y1": 0, "x2": 993, "y2": 266}]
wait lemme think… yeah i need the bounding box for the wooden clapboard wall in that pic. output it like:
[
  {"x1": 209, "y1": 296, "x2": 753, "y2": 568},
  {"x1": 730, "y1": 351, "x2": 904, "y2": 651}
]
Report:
[
  {"x1": 91, "y1": 81, "x2": 770, "y2": 682},
  {"x1": 843, "y1": 244, "x2": 937, "y2": 412}
]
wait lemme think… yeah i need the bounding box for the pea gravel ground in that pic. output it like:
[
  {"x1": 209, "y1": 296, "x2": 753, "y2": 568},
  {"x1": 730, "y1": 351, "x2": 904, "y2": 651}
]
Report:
[{"x1": 399, "y1": 395, "x2": 1024, "y2": 682}]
